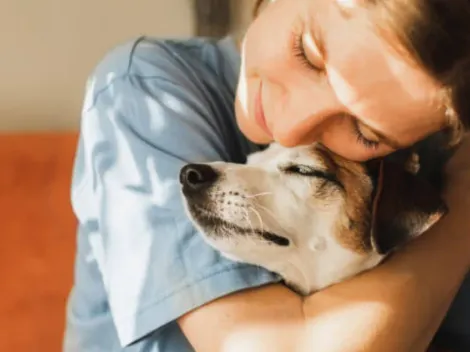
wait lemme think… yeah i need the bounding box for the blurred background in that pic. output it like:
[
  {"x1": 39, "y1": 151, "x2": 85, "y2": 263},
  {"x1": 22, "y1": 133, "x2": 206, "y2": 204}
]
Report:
[
  {"x1": 1, "y1": 0, "x2": 255, "y2": 131},
  {"x1": 0, "y1": 1, "x2": 253, "y2": 350}
]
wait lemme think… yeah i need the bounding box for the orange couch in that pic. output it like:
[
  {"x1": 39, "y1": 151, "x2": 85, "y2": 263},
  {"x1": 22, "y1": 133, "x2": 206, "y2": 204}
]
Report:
[{"x1": 0, "y1": 133, "x2": 78, "y2": 351}]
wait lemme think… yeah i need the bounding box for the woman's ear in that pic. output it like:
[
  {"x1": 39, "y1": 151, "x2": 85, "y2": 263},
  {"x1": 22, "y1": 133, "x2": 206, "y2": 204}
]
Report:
[{"x1": 369, "y1": 160, "x2": 448, "y2": 255}]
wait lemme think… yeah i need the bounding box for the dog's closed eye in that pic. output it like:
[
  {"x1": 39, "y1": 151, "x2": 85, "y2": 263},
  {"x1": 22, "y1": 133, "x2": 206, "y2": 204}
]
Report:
[{"x1": 281, "y1": 164, "x2": 344, "y2": 189}]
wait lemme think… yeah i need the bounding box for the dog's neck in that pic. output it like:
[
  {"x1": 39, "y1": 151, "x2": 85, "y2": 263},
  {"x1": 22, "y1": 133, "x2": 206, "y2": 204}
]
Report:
[
  {"x1": 269, "y1": 239, "x2": 384, "y2": 294},
  {"x1": 254, "y1": 210, "x2": 385, "y2": 294}
]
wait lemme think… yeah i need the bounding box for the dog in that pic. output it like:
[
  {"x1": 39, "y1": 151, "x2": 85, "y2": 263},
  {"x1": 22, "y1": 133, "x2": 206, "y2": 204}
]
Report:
[{"x1": 179, "y1": 142, "x2": 448, "y2": 295}]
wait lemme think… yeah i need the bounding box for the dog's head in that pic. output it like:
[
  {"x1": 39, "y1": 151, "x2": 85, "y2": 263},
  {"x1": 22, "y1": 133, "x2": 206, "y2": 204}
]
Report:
[{"x1": 179, "y1": 143, "x2": 447, "y2": 294}]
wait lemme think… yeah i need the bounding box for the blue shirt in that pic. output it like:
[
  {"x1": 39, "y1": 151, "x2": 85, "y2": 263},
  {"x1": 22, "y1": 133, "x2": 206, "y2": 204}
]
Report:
[
  {"x1": 64, "y1": 36, "x2": 281, "y2": 352},
  {"x1": 64, "y1": 35, "x2": 470, "y2": 351}
]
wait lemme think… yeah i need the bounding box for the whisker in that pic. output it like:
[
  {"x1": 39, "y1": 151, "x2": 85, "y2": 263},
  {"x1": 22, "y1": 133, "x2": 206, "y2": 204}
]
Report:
[
  {"x1": 248, "y1": 205, "x2": 265, "y2": 234},
  {"x1": 241, "y1": 207, "x2": 256, "y2": 235},
  {"x1": 224, "y1": 167, "x2": 238, "y2": 172},
  {"x1": 244, "y1": 192, "x2": 273, "y2": 199},
  {"x1": 250, "y1": 202, "x2": 291, "y2": 235}
]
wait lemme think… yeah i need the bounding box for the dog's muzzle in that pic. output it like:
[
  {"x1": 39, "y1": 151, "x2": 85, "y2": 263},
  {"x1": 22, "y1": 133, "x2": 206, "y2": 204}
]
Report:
[
  {"x1": 179, "y1": 163, "x2": 218, "y2": 196},
  {"x1": 179, "y1": 163, "x2": 291, "y2": 247}
]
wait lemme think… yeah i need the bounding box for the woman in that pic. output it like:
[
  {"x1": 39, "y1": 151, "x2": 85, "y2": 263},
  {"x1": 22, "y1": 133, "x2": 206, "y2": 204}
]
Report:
[{"x1": 63, "y1": 0, "x2": 470, "y2": 351}]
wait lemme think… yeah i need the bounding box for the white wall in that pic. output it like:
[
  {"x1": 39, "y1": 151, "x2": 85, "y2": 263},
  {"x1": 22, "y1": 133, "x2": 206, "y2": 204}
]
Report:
[
  {"x1": 230, "y1": 0, "x2": 255, "y2": 37},
  {"x1": 0, "y1": 0, "x2": 194, "y2": 131}
]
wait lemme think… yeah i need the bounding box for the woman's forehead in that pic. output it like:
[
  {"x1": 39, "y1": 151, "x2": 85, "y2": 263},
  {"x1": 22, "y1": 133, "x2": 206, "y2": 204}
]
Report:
[{"x1": 312, "y1": 0, "x2": 444, "y2": 141}]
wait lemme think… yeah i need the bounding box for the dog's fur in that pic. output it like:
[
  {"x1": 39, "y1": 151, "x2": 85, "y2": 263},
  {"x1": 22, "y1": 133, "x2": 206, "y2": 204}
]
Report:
[{"x1": 179, "y1": 142, "x2": 448, "y2": 295}]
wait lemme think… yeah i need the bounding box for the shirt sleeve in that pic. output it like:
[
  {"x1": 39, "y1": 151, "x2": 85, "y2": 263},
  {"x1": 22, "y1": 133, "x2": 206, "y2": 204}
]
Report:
[{"x1": 71, "y1": 38, "x2": 280, "y2": 347}]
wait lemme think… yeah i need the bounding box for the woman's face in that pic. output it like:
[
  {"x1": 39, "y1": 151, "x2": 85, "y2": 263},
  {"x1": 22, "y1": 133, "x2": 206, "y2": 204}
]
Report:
[{"x1": 235, "y1": 0, "x2": 446, "y2": 161}]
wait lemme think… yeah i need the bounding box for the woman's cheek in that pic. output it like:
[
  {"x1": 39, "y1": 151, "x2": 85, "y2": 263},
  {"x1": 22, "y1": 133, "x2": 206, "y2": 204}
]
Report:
[{"x1": 321, "y1": 131, "x2": 392, "y2": 161}]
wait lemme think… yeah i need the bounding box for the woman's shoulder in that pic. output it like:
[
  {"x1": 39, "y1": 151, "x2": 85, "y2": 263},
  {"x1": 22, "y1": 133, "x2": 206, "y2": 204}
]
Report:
[
  {"x1": 85, "y1": 36, "x2": 241, "y2": 110},
  {"x1": 78, "y1": 35, "x2": 256, "y2": 166}
]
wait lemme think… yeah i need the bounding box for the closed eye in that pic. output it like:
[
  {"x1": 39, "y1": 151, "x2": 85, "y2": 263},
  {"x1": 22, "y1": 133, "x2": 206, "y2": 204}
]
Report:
[{"x1": 281, "y1": 164, "x2": 344, "y2": 189}]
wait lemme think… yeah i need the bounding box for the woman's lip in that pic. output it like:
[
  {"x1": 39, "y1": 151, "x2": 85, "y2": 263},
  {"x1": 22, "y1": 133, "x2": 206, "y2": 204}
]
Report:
[{"x1": 254, "y1": 82, "x2": 273, "y2": 138}]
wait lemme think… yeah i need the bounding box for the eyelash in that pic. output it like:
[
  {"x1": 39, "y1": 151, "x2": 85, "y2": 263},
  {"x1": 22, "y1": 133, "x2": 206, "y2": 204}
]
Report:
[
  {"x1": 292, "y1": 33, "x2": 321, "y2": 71},
  {"x1": 352, "y1": 120, "x2": 380, "y2": 150}
]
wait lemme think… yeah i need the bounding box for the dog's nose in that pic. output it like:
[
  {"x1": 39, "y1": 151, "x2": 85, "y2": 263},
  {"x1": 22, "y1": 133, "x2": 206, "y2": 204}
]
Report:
[{"x1": 180, "y1": 164, "x2": 218, "y2": 192}]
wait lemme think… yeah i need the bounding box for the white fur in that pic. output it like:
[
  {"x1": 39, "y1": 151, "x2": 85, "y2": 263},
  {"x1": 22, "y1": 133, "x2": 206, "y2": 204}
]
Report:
[{"x1": 182, "y1": 144, "x2": 384, "y2": 295}]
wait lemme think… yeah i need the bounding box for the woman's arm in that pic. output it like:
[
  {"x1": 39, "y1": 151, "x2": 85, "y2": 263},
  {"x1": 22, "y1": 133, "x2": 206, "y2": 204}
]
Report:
[
  {"x1": 178, "y1": 283, "x2": 304, "y2": 352},
  {"x1": 302, "y1": 184, "x2": 470, "y2": 352},
  {"x1": 179, "y1": 196, "x2": 469, "y2": 352},
  {"x1": 179, "y1": 139, "x2": 470, "y2": 352},
  {"x1": 300, "y1": 137, "x2": 470, "y2": 352}
]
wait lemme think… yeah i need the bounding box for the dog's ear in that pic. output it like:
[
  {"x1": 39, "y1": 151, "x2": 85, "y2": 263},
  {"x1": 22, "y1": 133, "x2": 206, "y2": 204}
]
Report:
[{"x1": 369, "y1": 160, "x2": 448, "y2": 255}]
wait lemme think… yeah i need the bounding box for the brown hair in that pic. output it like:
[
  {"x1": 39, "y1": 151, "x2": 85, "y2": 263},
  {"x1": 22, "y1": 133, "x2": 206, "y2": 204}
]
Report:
[
  {"x1": 253, "y1": 0, "x2": 470, "y2": 145},
  {"x1": 253, "y1": 0, "x2": 265, "y2": 18},
  {"x1": 370, "y1": 0, "x2": 470, "y2": 145}
]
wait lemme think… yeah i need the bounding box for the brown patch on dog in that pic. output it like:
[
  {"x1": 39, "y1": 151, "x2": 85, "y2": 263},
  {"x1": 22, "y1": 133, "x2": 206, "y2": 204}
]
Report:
[
  {"x1": 310, "y1": 144, "x2": 447, "y2": 255},
  {"x1": 313, "y1": 146, "x2": 340, "y2": 175},
  {"x1": 333, "y1": 159, "x2": 374, "y2": 254},
  {"x1": 312, "y1": 145, "x2": 374, "y2": 254}
]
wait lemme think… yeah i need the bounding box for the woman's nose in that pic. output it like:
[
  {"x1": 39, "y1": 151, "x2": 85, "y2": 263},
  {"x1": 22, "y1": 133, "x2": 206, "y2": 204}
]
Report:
[{"x1": 270, "y1": 84, "x2": 343, "y2": 147}]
